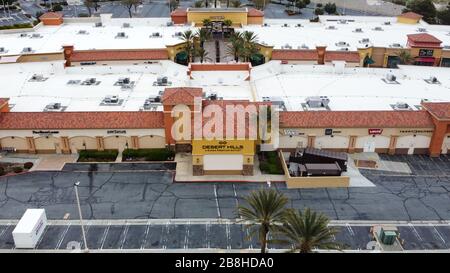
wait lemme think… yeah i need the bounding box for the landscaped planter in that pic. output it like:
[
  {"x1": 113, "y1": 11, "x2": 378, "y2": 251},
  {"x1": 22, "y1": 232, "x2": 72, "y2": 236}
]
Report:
[
  {"x1": 258, "y1": 151, "x2": 285, "y2": 175},
  {"x1": 122, "y1": 148, "x2": 175, "y2": 162},
  {"x1": 77, "y1": 150, "x2": 119, "y2": 162}
]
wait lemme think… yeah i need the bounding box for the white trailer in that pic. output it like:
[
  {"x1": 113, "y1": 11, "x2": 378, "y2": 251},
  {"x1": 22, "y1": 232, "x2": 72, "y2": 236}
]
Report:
[{"x1": 12, "y1": 209, "x2": 47, "y2": 249}]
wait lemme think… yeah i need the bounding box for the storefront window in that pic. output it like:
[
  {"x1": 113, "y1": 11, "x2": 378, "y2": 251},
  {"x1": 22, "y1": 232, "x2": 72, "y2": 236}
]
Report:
[
  {"x1": 418, "y1": 49, "x2": 434, "y2": 57},
  {"x1": 441, "y1": 58, "x2": 450, "y2": 67}
]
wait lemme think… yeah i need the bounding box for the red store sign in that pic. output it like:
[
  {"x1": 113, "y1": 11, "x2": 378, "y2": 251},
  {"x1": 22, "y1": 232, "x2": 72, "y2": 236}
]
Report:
[{"x1": 368, "y1": 128, "x2": 383, "y2": 135}]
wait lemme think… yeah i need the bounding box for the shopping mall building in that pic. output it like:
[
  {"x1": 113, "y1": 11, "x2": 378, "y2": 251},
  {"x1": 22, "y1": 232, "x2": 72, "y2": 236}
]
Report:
[{"x1": 0, "y1": 10, "x2": 449, "y2": 177}]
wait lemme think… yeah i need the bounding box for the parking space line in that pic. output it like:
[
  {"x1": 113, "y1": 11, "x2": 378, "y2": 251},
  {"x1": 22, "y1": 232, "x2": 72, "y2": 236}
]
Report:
[
  {"x1": 232, "y1": 184, "x2": 239, "y2": 215},
  {"x1": 409, "y1": 223, "x2": 422, "y2": 241},
  {"x1": 99, "y1": 223, "x2": 110, "y2": 250},
  {"x1": 226, "y1": 223, "x2": 231, "y2": 250},
  {"x1": 119, "y1": 224, "x2": 129, "y2": 250},
  {"x1": 206, "y1": 222, "x2": 211, "y2": 249},
  {"x1": 214, "y1": 185, "x2": 221, "y2": 218},
  {"x1": 430, "y1": 224, "x2": 446, "y2": 245},
  {"x1": 0, "y1": 224, "x2": 10, "y2": 238},
  {"x1": 55, "y1": 224, "x2": 71, "y2": 250},
  {"x1": 346, "y1": 224, "x2": 355, "y2": 236},
  {"x1": 140, "y1": 221, "x2": 151, "y2": 249},
  {"x1": 184, "y1": 222, "x2": 189, "y2": 250}
]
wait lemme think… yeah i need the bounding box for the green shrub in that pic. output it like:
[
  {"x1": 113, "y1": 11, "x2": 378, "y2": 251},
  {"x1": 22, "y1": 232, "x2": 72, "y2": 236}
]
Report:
[
  {"x1": 13, "y1": 166, "x2": 23, "y2": 173},
  {"x1": 78, "y1": 150, "x2": 118, "y2": 162},
  {"x1": 122, "y1": 149, "x2": 175, "y2": 161},
  {"x1": 23, "y1": 162, "x2": 34, "y2": 169},
  {"x1": 78, "y1": 13, "x2": 89, "y2": 17},
  {"x1": 259, "y1": 151, "x2": 284, "y2": 174},
  {"x1": 0, "y1": 167, "x2": 5, "y2": 176}
]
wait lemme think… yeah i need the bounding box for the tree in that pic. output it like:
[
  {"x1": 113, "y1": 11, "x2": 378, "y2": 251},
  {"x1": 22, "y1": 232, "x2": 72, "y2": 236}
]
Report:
[
  {"x1": 195, "y1": 47, "x2": 211, "y2": 63},
  {"x1": 277, "y1": 208, "x2": 343, "y2": 253},
  {"x1": 227, "y1": 32, "x2": 244, "y2": 62},
  {"x1": 121, "y1": 0, "x2": 140, "y2": 18},
  {"x1": 180, "y1": 30, "x2": 195, "y2": 62},
  {"x1": 231, "y1": 0, "x2": 241, "y2": 8},
  {"x1": 314, "y1": 7, "x2": 324, "y2": 15},
  {"x1": 241, "y1": 31, "x2": 259, "y2": 62},
  {"x1": 169, "y1": 0, "x2": 178, "y2": 12},
  {"x1": 437, "y1": 4, "x2": 450, "y2": 25},
  {"x1": 84, "y1": 0, "x2": 94, "y2": 16},
  {"x1": 202, "y1": 18, "x2": 212, "y2": 27},
  {"x1": 403, "y1": 0, "x2": 436, "y2": 23},
  {"x1": 324, "y1": 2, "x2": 337, "y2": 14},
  {"x1": 194, "y1": 0, "x2": 203, "y2": 8},
  {"x1": 237, "y1": 189, "x2": 288, "y2": 253},
  {"x1": 396, "y1": 50, "x2": 414, "y2": 65},
  {"x1": 196, "y1": 28, "x2": 211, "y2": 48},
  {"x1": 52, "y1": 3, "x2": 63, "y2": 12}
]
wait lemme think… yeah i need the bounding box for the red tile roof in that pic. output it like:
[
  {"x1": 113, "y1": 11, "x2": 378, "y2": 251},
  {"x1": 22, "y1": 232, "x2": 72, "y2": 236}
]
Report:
[
  {"x1": 162, "y1": 87, "x2": 203, "y2": 105},
  {"x1": 407, "y1": 33, "x2": 442, "y2": 44},
  {"x1": 271, "y1": 50, "x2": 318, "y2": 61},
  {"x1": 171, "y1": 8, "x2": 187, "y2": 16},
  {"x1": 0, "y1": 112, "x2": 164, "y2": 129},
  {"x1": 0, "y1": 98, "x2": 9, "y2": 107},
  {"x1": 247, "y1": 8, "x2": 264, "y2": 17},
  {"x1": 325, "y1": 51, "x2": 361, "y2": 63},
  {"x1": 70, "y1": 49, "x2": 168, "y2": 62},
  {"x1": 279, "y1": 111, "x2": 433, "y2": 128},
  {"x1": 398, "y1": 12, "x2": 423, "y2": 20},
  {"x1": 422, "y1": 102, "x2": 450, "y2": 121},
  {"x1": 39, "y1": 12, "x2": 63, "y2": 19}
]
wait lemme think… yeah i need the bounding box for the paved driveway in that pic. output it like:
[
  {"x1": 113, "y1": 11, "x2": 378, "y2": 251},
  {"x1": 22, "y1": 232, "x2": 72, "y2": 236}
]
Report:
[{"x1": 0, "y1": 155, "x2": 449, "y2": 221}]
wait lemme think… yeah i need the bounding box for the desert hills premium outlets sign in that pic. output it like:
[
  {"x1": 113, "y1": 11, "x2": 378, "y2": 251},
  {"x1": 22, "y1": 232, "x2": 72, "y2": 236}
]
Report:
[{"x1": 192, "y1": 139, "x2": 255, "y2": 155}]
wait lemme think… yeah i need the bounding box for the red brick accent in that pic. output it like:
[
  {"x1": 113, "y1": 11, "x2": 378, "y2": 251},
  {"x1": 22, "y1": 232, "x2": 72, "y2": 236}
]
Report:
[
  {"x1": 162, "y1": 87, "x2": 203, "y2": 105},
  {"x1": 70, "y1": 49, "x2": 168, "y2": 62},
  {"x1": 62, "y1": 45, "x2": 74, "y2": 67},
  {"x1": 325, "y1": 51, "x2": 361, "y2": 63},
  {"x1": 429, "y1": 122, "x2": 448, "y2": 157},
  {"x1": 271, "y1": 50, "x2": 318, "y2": 61},
  {"x1": 316, "y1": 46, "x2": 327, "y2": 65},
  {"x1": 39, "y1": 12, "x2": 63, "y2": 26},
  {"x1": 247, "y1": 8, "x2": 264, "y2": 17},
  {"x1": 0, "y1": 98, "x2": 9, "y2": 112}
]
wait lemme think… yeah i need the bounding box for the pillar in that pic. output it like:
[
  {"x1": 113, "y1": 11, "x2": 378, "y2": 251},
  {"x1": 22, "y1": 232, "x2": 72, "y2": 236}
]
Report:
[
  {"x1": 316, "y1": 46, "x2": 327, "y2": 65},
  {"x1": 131, "y1": 136, "x2": 139, "y2": 149},
  {"x1": 96, "y1": 136, "x2": 105, "y2": 151},
  {"x1": 388, "y1": 135, "x2": 398, "y2": 155},
  {"x1": 307, "y1": 135, "x2": 316, "y2": 148},
  {"x1": 62, "y1": 45, "x2": 74, "y2": 67},
  {"x1": 60, "y1": 136, "x2": 70, "y2": 154},
  {"x1": 26, "y1": 137, "x2": 36, "y2": 154},
  {"x1": 429, "y1": 122, "x2": 448, "y2": 157},
  {"x1": 348, "y1": 135, "x2": 357, "y2": 154}
]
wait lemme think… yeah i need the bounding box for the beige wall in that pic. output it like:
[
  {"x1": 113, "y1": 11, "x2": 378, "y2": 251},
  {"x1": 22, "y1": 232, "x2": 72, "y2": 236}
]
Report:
[
  {"x1": 69, "y1": 136, "x2": 97, "y2": 153},
  {"x1": 139, "y1": 135, "x2": 166, "y2": 148}
]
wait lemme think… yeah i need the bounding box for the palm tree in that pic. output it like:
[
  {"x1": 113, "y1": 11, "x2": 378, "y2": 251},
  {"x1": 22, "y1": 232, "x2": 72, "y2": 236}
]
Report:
[
  {"x1": 237, "y1": 189, "x2": 288, "y2": 253},
  {"x1": 180, "y1": 30, "x2": 195, "y2": 62},
  {"x1": 396, "y1": 50, "x2": 414, "y2": 65},
  {"x1": 241, "y1": 31, "x2": 259, "y2": 62},
  {"x1": 277, "y1": 208, "x2": 343, "y2": 253},
  {"x1": 202, "y1": 18, "x2": 212, "y2": 27},
  {"x1": 195, "y1": 47, "x2": 211, "y2": 63},
  {"x1": 196, "y1": 28, "x2": 211, "y2": 49},
  {"x1": 227, "y1": 32, "x2": 244, "y2": 62}
]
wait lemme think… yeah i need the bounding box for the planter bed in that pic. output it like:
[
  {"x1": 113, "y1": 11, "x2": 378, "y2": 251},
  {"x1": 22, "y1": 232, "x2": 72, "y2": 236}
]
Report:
[
  {"x1": 258, "y1": 151, "x2": 284, "y2": 175},
  {"x1": 122, "y1": 148, "x2": 175, "y2": 162},
  {"x1": 77, "y1": 150, "x2": 118, "y2": 162}
]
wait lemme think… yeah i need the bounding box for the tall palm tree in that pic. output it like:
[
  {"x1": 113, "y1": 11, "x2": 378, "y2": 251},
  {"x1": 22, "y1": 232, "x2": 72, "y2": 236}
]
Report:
[
  {"x1": 237, "y1": 189, "x2": 288, "y2": 253},
  {"x1": 180, "y1": 30, "x2": 195, "y2": 62},
  {"x1": 196, "y1": 28, "x2": 211, "y2": 49},
  {"x1": 396, "y1": 50, "x2": 414, "y2": 65},
  {"x1": 277, "y1": 208, "x2": 343, "y2": 253},
  {"x1": 227, "y1": 31, "x2": 244, "y2": 62},
  {"x1": 241, "y1": 31, "x2": 259, "y2": 62},
  {"x1": 195, "y1": 47, "x2": 211, "y2": 63}
]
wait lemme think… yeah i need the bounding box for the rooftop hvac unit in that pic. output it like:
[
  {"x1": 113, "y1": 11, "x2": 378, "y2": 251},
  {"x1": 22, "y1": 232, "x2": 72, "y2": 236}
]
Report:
[
  {"x1": 360, "y1": 38, "x2": 370, "y2": 43},
  {"x1": 306, "y1": 96, "x2": 330, "y2": 108},
  {"x1": 122, "y1": 23, "x2": 131, "y2": 28},
  {"x1": 384, "y1": 21, "x2": 391, "y2": 25},
  {"x1": 151, "y1": 32, "x2": 161, "y2": 37},
  {"x1": 45, "y1": 103, "x2": 62, "y2": 110},
  {"x1": 208, "y1": 92, "x2": 218, "y2": 100},
  {"x1": 339, "y1": 47, "x2": 349, "y2": 51},
  {"x1": 394, "y1": 102, "x2": 409, "y2": 110},
  {"x1": 385, "y1": 73, "x2": 396, "y2": 82},
  {"x1": 83, "y1": 78, "x2": 97, "y2": 85},
  {"x1": 425, "y1": 76, "x2": 440, "y2": 84},
  {"x1": 19, "y1": 33, "x2": 28, "y2": 38},
  {"x1": 0, "y1": 47, "x2": 5, "y2": 53},
  {"x1": 77, "y1": 30, "x2": 88, "y2": 35},
  {"x1": 298, "y1": 44, "x2": 309, "y2": 49},
  {"x1": 116, "y1": 32, "x2": 127, "y2": 38},
  {"x1": 30, "y1": 74, "x2": 44, "y2": 81},
  {"x1": 166, "y1": 21, "x2": 174, "y2": 26},
  {"x1": 296, "y1": 23, "x2": 302, "y2": 27},
  {"x1": 94, "y1": 22, "x2": 103, "y2": 27},
  {"x1": 104, "y1": 95, "x2": 119, "y2": 104},
  {"x1": 336, "y1": 41, "x2": 348, "y2": 46},
  {"x1": 156, "y1": 76, "x2": 169, "y2": 85},
  {"x1": 282, "y1": 44, "x2": 292, "y2": 49},
  {"x1": 417, "y1": 28, "x2": 427, "y2": 32},
  {"x1": 327, "y1": 25, "x2": 336, "y2": 30},
  {"x1": 146, "y1": 95, "x2": 161, "y2": 103},
  {"x1": 283, "y1": 23, "x2": 289, "y2": 27},
  {"x1": 339, "y1": 19, "x2": 347, "y2": 24},
  {"x1": 354, "y1": 28, "x2": 363, "y2": 32},
  {"x1": 117, "y1": 77, "x2": 130, "y2": 85},
  {"x1": 174, "y1": 32, "x2": 183, "y2": 37},
  {"x1": 31, "y1": 33, "x2": 42, "y2": 38},
  {"x1": 390, "y1": 43, "x2": 402, "y2": 48},
  {"x1": 67, "y1": 80, "x2": 80, "y2": 85},
  {"x1": 373, "y1": 26, "x2": 383, "y2": 31},
  {"x1": 22, "y1": 47, "x2": 33, "y2": 53},
  {"x1": 263, "y1": 23, "x2": 269, "y2": 27}
]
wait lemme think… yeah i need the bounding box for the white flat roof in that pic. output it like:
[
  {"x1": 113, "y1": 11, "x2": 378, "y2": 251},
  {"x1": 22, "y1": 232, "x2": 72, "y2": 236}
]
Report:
[
  {"x1": 0, "y1": 15, "x2": 449, "y2": 56},
  {"x1": 12, "y1": 209, "x2": 45, "y2": 234},
  {"x1": 2, "y1": 61, "x2": 449, "y2": 113}
]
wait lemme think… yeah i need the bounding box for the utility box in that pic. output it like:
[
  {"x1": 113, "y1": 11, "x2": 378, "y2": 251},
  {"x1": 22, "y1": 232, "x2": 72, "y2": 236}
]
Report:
[
  {"x1": 379, "y1": 226, "x2": 398, "y2": 245},
  {"x1": 12, "y1": 209, "x2": 47, "y2": 249}
]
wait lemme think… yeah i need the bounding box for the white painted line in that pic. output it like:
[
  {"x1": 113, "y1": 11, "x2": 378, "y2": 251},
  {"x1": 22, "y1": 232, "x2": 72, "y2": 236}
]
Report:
[
  {"x1": 430, "y1": 224, "x2": 446, "y2": 245},
  {"x1": 213, "y1": 185, "x2": 221, "y2": 218},
  {"x1": 119, "y1": 224, "x2": 129, "y2": 250},
  {"x1": 409, "y1": 223, "x2": 423, "y2": 241},
  {"x1": 141, "y1": 221, "x2": 151, "y2": 250},
  {"x1": 184, "y1": 222, "x2": 189, "y2": 250},
  {"x1": 206, "y1": 222, "x2": 211, "y2": 249},
  {"x1": 232, "y1": 184, "x2": 239, "y2": 214},
  {"x1": 55, "y1": 224, "x2": 71, "y2": 250},
  {"x1": 99, "y1": 223, "x2": 110, "y2": 250},
  {"x1": 226, "y1": 223, "x2": 231, "y2": 250},
  {"x1": 346, "y1": 224, "x2": 355, "y2": 236},
  {"x1": 0, "y1": 224, "x2": 10, "y2": 238}
]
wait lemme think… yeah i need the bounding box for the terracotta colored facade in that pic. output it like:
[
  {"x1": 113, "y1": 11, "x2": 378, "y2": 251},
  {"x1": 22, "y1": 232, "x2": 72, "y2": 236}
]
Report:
[{"x1": 39, "y1": 12, "x2": 64, "y2": 26}]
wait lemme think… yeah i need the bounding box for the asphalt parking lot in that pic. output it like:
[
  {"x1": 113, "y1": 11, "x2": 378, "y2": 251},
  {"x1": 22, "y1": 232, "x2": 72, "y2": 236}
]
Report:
[
  {"x1": 0, "y1": 155, "x2": 449, "y2": 221},
  {"x1": 1, "y1": 222, "x2": 449, "y2": 251},
  {"x1": 0, "y1": 11, "x2": 32, "y2": 27}
]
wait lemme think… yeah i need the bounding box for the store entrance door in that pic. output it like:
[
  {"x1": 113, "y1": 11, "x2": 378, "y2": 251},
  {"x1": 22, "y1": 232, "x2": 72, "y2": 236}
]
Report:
[{"x1": 363, "y1": 141, "x2": 375, "y2": 153}]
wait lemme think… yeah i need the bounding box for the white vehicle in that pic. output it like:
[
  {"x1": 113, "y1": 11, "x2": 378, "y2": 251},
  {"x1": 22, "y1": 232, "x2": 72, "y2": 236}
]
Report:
[{"x1": 12, "y1": 209, "x2": 47, "y2": 249}]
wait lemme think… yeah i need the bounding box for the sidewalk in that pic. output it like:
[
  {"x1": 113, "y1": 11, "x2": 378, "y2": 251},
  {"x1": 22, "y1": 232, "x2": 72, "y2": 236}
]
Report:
[
  {"x1": 30, "y1": 154, "x2": 79, "y2": 171},
  {"x1": 174, "y1": 153, "x2": 286, "y2": 182}
]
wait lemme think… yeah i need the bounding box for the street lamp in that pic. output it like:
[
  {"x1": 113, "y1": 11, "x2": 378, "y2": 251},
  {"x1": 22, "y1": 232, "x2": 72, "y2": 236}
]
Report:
[{"x1": 74, "y1": 181, "x2": 89, "y2": 252}]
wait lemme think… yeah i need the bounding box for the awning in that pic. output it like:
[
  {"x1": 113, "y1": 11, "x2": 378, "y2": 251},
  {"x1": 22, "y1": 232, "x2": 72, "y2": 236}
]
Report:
[
  {"x1": 415, "y1": 57, "x2": 435, "y2": 63},
  {"x1": 0, "y1": 55, "x2": 21, "y2": 64}
]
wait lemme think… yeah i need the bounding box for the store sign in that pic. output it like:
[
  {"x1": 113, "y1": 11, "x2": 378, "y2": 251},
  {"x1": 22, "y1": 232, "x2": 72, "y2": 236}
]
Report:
[
  {"x1": 324, "y1": 129, "x2": 341, "y2": 135},
  {"x1": 400, "y1": 129, "x2": 433, "y2": 134},
  {"x1": 368, "y1": 128, "x2": 383, "y2": 135},
  {"x1": 107, "y1": 130, "x2": 127, "y2": 134},
  {"x1": 192, "y1": 139, "x2": 255, "y2": 155},
  {"x1": 32, "y1": 130, "x2": 59, "y2": 136},
  {"x1": 210, "y1": 16, "x2": 225, "y2": 20},
  {"x1": 419, "y1": 49, "x2": 434, "y2": 57},
  {"x1": 283, "y1": 129, "x2": 305, "y2": 136}
]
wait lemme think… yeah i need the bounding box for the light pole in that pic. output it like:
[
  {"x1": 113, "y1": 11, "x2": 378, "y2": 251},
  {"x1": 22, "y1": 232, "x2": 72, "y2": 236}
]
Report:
[{"x1": 74, "y1": 181, "x2": 89, "y2": 252}]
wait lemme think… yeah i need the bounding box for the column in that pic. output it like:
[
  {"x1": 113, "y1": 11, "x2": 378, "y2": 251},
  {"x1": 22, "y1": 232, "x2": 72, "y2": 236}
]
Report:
[
  {"x1": 60, "y1": 137, "x2": 70, "y2": 154},
  {"x1": 348, "y1": 135, "x2": 357, "y2": 154},
  {"x1": 429, "y1": 122, "x2": 447, "y2": 157},
  {"x1": 388, "y1": 135, "x2": 398, "y2": 155},
  {"x1": 307, "y1": 135, "x2": 316, "y2": 148},
  {"x1": 26, "y1": 137, "x2": 36, "y2": 154},
  {"x1": 96, "y1": 136, "x2": 105, "y2": 151},
  {"x1": 131, "y1": 136, "x2": 139, "y2": 149}
]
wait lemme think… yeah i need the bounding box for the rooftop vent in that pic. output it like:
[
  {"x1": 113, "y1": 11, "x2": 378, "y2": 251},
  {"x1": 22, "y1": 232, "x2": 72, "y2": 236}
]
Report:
[
  {"x1": 424, "y1": 76, "x2": 440, "y2": 84},
  {"x1": 339, "y1": 19, "x2": 347, "y2": 24},
  {"x1": 173, "y1": 31, "x2": 183, "y2": 37},
  {"x1": 354, "y1": 28, "x2": 363, "y2": 33},
  {"x1": 384, "y1": 21, "x2": 391, "y2": 25},
  {"x1": 145, "y1": 95, "x2": 161, "y2": 104},
  {"x1": 103, "y1": 95, "x2": 119, "y2": 104},
  {"x1": 116, "y1": 77, "x2": 130, "y2": 85},
  {"x1": 359, "y1": 38, "x2": 370, "y2": 43},
  {"x1": 166, "y1": 21, "x2": 174, "y2": 26},
  {"x1": 382, "y1": 73, "x2": 399, "y2": 84},
  {"x1": 262, "y1": 96, "x2": 286, "y2": 110},
  {"x1": 122, "y1": 23, "x2": 131, "y2": 28},
  {"x1": 77, "y1": 30, "x2": 88, "y2": 35},
  {"x1": 338, "y1": 47, "x2": 349, "y2": 51},
  {"x1": 116, "y1": 32, "x2": 128, "y2": 38},
  {"x1": 19, "y1": 33, "x2": 28, "y2": 38},
  {"x1": 153, "y1": 76, "x2": 172, "y2": 86},
  {"x1": 389, "y1": 43, "x2": 402, "y2": 48},
  {"x1": 327, "y1": 25, "x2": 336, "y2": 30},
  {"x1": 151, "y1": 32, "x2": 161, "y2": 38},
  {"x1": 299, "y1": 44, "x2": 309, "y2": 49},
  {"x1": 263, "y1": 23, "x2": 269, "y2": 27},
  {"x1": 67, "y1": 80, "x2": 81, "y2": 85},
  {"x1": 82, "y1": 78, "x2": 100, "y2": 85},
  {"x1": 22, "y1": 47, "x2": 33, "y2": 53},
  {"x1": 335, "y1": 41, "x2": 349, "y2": 47},
  {"x1": 306, "y1": 96, "x2": 330, "y2": 108},
  {"x1": 207, "y1": 92, "x2": 218, "y2": 100},
  {"x1": 282, "y1": 44, "x2": 292, "y2": 49},
  {"x1": 444, "y1": 45, "x2": 450, "y2": 49},
  {"x1": 296, "y1": 23, "x2": 302, "y2": 27},
  {"x1": 44, "y1": 103, "x2": 62, "y2": 111},
  {"x1": 94, "y1": 22, "x2": 103, "y2": 27},
  {"x1": 393, "y1": 102, "x2": 410, "y2": 110},
  {"x1": 29, "y1": 74, "x2": 47, "y2": 82},
  {"x1": 30, "y1": 33, "x2": 42, "y2": 39},
  {"x1": 373, "y1": 26, "x2": 383, "y2": 31},
  {"x1": 0, "y1": 47, "x2": 6, "y2": 53},
  {"x1": 417, "y1": 28, "x2": 427, "y2": 32},
  {"x1": 283, "y1": 23, "x2": 289, "y2": 27}
]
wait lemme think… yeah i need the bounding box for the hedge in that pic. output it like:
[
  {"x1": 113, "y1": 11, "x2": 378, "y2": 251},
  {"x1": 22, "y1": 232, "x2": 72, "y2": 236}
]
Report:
[
  {"x1": 0, "y1": 23, "x2": 33, "y2": 30},
  {"x1": 259, "y1": 151, "x2": 284, "y2": 175},
  {"x1": 122, "y1": 148, "x2": 175, "y2": 161},
  {"x1": 78, "y1": 150, "x2": 118, "y2": 162}
]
